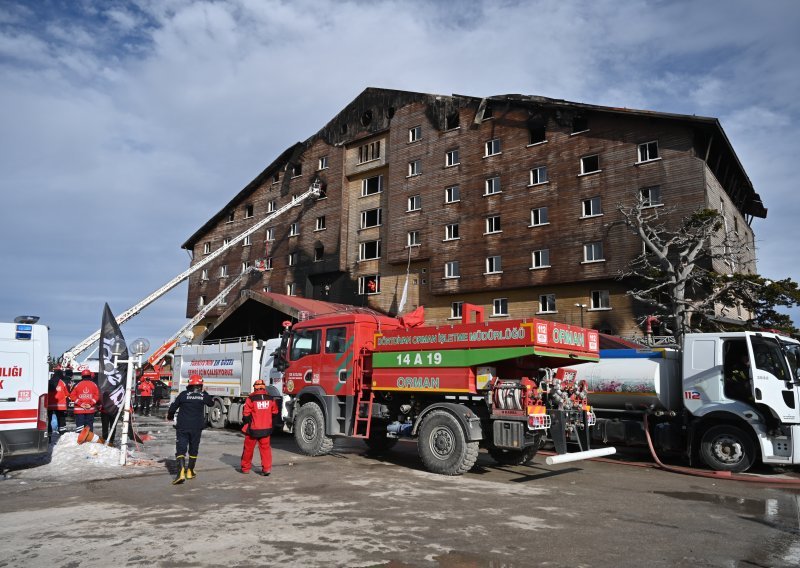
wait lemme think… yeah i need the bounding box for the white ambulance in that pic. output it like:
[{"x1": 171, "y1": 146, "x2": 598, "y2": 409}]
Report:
[{"x1": 0, "y1": 316, "x2": 49, "y2": 465}]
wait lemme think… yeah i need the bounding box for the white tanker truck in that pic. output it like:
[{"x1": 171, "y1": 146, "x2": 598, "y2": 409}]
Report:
[{"x1": 568, "y1": 330, "x2": 800, "y2": 472}]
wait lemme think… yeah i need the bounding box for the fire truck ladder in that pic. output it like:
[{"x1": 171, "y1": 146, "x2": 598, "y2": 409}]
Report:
[
  {"x1": 351, "y1": 349, "x2": 374, "y2": 438},
  {"x1": 63, "y1": 182, "x2": 322, "y2": 366}
]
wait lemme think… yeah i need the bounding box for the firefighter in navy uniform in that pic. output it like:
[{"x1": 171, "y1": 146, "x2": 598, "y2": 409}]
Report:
[
  {"x1": 240, "y1": 379, "x2": 280, "y2": 476},
  {"x1": 166, "y1": 374, "x2": 214, "y2": 485}
]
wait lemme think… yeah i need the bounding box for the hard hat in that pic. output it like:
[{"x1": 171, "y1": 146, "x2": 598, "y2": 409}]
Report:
[
  {"x1": 188, "y1": 374, "x2": 203, "y2": 386},
  {"x1": 253, "y1": 379, "x2": 266, "y2": 390},
  {"x1": 81, "y1": 369, "x2": 92, "y2": 377}
]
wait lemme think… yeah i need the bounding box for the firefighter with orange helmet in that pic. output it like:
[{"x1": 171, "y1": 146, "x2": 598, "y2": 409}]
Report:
[
  {"x1": 69, "y1": 369, "x2": 100, "y2": 432},
  {"x1": 240, "y1": 379, "x2": 279, "y2": 475},
  {"x1": 166, "y1": 373, "x2": 214, "y2": 485}
]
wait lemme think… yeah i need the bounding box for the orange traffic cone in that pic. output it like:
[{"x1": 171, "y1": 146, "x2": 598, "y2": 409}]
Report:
[{"x1": 77, "y1": 426, "x2": 106, "y2": 445}]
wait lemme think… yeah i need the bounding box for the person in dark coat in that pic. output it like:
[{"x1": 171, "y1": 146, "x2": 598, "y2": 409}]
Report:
[
  {"x1": 166, "y1": 374, "x2": 214, "y2": 485},
  {"x1": 240, "y1": 379, "x2": 280, "y2": 476}
]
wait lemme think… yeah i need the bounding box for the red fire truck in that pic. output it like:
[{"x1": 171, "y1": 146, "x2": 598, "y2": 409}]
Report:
[{"x1": 276, "y1": 304, "x2": 613, "y2": 475}]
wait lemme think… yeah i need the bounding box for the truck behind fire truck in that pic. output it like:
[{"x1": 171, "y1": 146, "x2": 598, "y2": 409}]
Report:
[
  {"x1": 0, "y1": 317, "x2": 49, "y2": 465},
  {"x1": 275, "y1": 304, "x2": 614, "y2": 475},
  {"x1": 569, "y1": 331, "x2": 800, "y2": 472}
]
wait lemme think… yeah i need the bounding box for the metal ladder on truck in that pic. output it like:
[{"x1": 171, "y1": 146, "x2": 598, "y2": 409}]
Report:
[
  {"x1": 62, "y1": 182, "x2": 323, "y2": 367},
  {"x1": 350, "y1": 348, "x2": 374, "y2": 439}
]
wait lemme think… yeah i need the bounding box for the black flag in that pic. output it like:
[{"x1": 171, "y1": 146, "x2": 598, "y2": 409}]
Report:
[{"x1": 98, "y1": 303, "x2": 128, "y2": 415}]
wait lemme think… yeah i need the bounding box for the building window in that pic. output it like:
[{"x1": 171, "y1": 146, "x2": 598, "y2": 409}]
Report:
[
  {"x1": 358, "y1": 275, "x2": 381, "y2": 295},
  {"x1": 486, "y1": 256, "x2": 502, "y2": 274},
  {"x1": 572, "y1": 116, "x2": 588, "y2": 133},
  {"x1": 485, "y1": 215, "x2": 501, "y2": 234},
  {"x1": 360, "y1": 208, "x2": 382, "y2": 229},
  {"x1": 263, "y1": 285, "x2": 271, "y2": 293},
  {"x1": 581, "y1": 155, "x2": 600, "y2": 175},
  {"x1": 266, "y1": 227, "x2": 275, "y2": 241},
  {"x1": 316, "y1": 216, "x2": 326, "y2": 231},
  {"x1": 482, "y1": 105, "x2": 493, "y2": 120},
  {"x1": 485, "y1": 138, "x2": 501, "y2": 157},
  {"x1": 409, "y1": 126, "x2": 421, "y2": 142},
  {"x1": 358, "y1": 141, "x2": 381, "y2": 164},
  {"x1": 318, "y1": 156, "x2": 328, "y2": 170},
  {"x1": 591, "y1": 290, "x2": 611, "y2": 309},
  {"x1": 640, "y1": 186, "x2": 662, "y2": 207},
  {"x1": 314, "y1": 245, "x2": 324, "y2": 262},
  {"x1": 243, "y1": 235, "x2": 251, "y2": 246},
  {"x1": 445, "y1": 185, "x2": 460, "y2": 203},
  {"x1": 407, "y1": 231, "x2": 420, "y2": 247},
  {"x1": 445, "y1": 261, "x2": 460, "y2": 279},
  {"x1": 446, "y1": 112, "x2": 460, "y2": 130},
  {"x1": 638, "y1": 141, "x2": 659, "y2": 163},
  {"x1": 407, "y1": 195, "x2": 421, "y2": 212},
  {"x1": 265, "y1": 257, "x2": 273, "y2": 270},
  {"x1": 267, "y1": 200, "x2": 276, "y2": 213},
  {"x1": 582, "y1": 196, "x2": 603, "y2": 217},
  {"x1": 529, "y1": 125, "x2": 546, "y2": 145},
  {"x1": 241, "y1": 261, "x2": 251, "y2": 273},
  {"x1": 361, "y1": 175, "x2": 383, "y2": 196},
  {"x1": 227, "y1": 210, "x2": 235, "y2": 223},
  {"x1": 485, "y1": 176, "x2": 501, "y2": 195},
  {"x1": 359, "y1": 240, "x2": 381, "y2": 261},
  {"x1": 530, "y1": 166, "x2": 548, "y2": 185},
  {"x1": 289, "y1": 222, "x2": 299, "y2": 236},
  {"x1": 288, "y1": 252, "x2": 299, "y2": 266},
  {"x1": 291, "y1": 164, "x2": 302, "y2": 178},
  {"x1": 244, "y1": 204, "x2": 254, "y2": 218},
  {"x1": 492, "y1": 298, "x2": 508, "y2": 316},
  {"x1": 408, "y1": 160, "x2": 422, "y2": 176},
  {"x1": 200, "y1": 269, "x2": 208, "y2": 281},
  {"x1": 223, "y1": 238, "x2": 231, "y2": 248},
  {"x1": 584, "y1": 241, "x2": 605, "y2": 262},
  {"x1": 445, "y1": 149, "x2": 460, "y2": 167},
  {"x1": 450, "y1": 301, "x2": 463, "y2": 319},
  {"x1": 286, "y1": 282, "x2": 296, "y2": 296},
  {"x1": 530, "y1": 207, "x2": 549, "y2": 226},
  {"x1": 445, "y1": 223, "x2": 459, "y2": 241},
  {"x1": 219, "y1": 294, "x2": 227, "y2": 306},
  {"x1": 272, "y1": 172, "x2": 280, "y2": 184},
  {"x1": 220, "y1": 265, "x2": 228, "y2": 278},
  {"x1": 203, "y1": 242, "x2": 211, "y2": 254},
  {"x1": 539, "y1": 294, "x2": 556, "y2": 313},
  {"x1": 198, "y1": 295, "x2": 206, "y2": 308},
  {"x1": 531, "y1": 249, "x2": 551, "y2": 269}
]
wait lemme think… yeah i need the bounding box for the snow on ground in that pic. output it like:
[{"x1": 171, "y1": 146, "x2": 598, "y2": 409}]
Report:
[{"x1": 1, "y1": 432, "x2": 160, "y2": 484}]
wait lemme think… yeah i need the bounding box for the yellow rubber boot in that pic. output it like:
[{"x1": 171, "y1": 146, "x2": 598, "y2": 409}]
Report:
[
  {"x1": 186, "y1": 456, "x2": 197, "y2": 480},
  {"x1": 172, "y1": 456, "x2": 186, "y2": 485}
]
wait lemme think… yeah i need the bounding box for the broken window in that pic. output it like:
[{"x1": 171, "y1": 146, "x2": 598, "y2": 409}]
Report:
[
  {"x1": 572, "y1": 116, "x2": 588, "y2": 133},
  {"x1": 360, "y1": 208, "x2": 382, "y2": 229},
  {"x1": 581, "y1": 154, "x2": 600, "y2": 174},
  {"x1": 361, "y1": 175, "x2": 383, "y2": 196}
]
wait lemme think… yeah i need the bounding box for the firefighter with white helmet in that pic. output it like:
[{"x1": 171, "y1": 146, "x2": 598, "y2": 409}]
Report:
[{"x1": 166, "y1": 373, "x2": 214, "y2": 485}]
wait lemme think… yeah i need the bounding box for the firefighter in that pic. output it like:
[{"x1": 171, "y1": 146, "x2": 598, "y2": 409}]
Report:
[
  {"x1": 240, "y1": 379, "x2": 279, "y2": 476},
  {"x1": 47, "y1": 368, "x2": 69, "y2": 437},
  {"x1": 166, "y1": 374, "x2": 214, "y2": 485},
  {"x1": 69, "y1": 369, "x2": 100, "y2": 432},
  {"x1": 138, "y1": 375, "x2": 154, "y2": 416}
]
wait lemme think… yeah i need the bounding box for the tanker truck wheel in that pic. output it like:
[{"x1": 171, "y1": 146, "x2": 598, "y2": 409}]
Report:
[
  {"x1": 208, "y1": 399, "x2": 227, "y2": 429},
  {"x1": 417, "y1": 410, "x2": 479, "y2": 475},
  {"x1": 699, "y1": 424, "x2": 756, "y2": 473},
  {"x1": 488, "y1": 445, "x2": 539, "y2": 466},
  {"x1": 294, "y1": 402, "x2": 334, "y2": 456}
]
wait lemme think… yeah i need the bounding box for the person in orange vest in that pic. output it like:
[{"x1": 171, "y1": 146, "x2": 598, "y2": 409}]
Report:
[
  {"x1": 69, "y1": 369, "x2": 100, "y2": 432},
  {"x1": 138, "y1": 376, "x2": 154, "y2": 416},
  {"x1": 47, "y1": 368, "x2": 69, "y2": 437},
  {"x1": 240, "y1": 379, "x2": 279, "y2": 476}
]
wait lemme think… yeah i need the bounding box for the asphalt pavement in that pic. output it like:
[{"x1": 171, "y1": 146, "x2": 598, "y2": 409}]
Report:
[{"x1": 2, "y1": 410, "x2": 800, "y2": 567}]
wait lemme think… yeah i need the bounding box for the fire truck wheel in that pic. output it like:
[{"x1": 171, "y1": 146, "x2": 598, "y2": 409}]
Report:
[
  {"x1": 488, "y1": 445, "x2": 539, "y2": 466},
  {"x1": 294, "y1": 402, "x2": 334, "y2": 456},
  {"x1": 209, "y1": 399, "x2": 227, "y2": 429},
  {"x1": 417, "y1": 410, "x2": 479, "y2": 476},
  {"x1": 364, "y1": 424, "x2": 398, "y2": 454},
  {"x1": 699, "y1": 424, "x2": 756, "y2": 473}
]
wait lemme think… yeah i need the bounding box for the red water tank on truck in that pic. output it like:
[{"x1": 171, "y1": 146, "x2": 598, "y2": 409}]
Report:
[
  {"x1": 275, "y1": 303, "x2": 615, "y2": 475},
  {"x1": 569, "y1": 331, "x2": 800, "y2": 472},
  {"x1": 0, "y1": 316, "x2": 49, "y2": 465}
]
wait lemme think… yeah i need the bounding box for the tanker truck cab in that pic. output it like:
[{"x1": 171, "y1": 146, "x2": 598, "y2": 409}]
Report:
[{"x1": 0, "y1": 317, "x2": 49, "y2": 465}]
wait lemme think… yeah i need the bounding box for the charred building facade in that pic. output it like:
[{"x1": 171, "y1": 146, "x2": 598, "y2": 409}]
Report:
[{"x1": 182, "y1": 88, "x2": 766, "y2": 337}]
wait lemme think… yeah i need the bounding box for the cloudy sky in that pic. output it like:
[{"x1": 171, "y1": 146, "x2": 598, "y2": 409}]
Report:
[{"x1": 1, "y1": 0, "x2": 799, "y2": 358}]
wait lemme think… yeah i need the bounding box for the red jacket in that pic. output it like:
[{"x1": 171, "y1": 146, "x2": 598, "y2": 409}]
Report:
[
  {"x1": 47, "y1": 379, "x2": 69, "y2": 410},
  {"x1": 241, "y1": 392, "x2": 278, "y2": 438},
  {"x1": 69, "y1": 380, "x2": 100, "y2": 414},
  {"x1": 138, "y1": 379, "x2": 153, "y2": 397}
]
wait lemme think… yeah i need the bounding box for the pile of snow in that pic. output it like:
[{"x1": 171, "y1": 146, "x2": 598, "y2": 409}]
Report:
[{"x1": 9, "y1": 432, "x2": 159, "y2": 482}]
